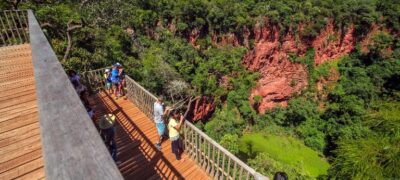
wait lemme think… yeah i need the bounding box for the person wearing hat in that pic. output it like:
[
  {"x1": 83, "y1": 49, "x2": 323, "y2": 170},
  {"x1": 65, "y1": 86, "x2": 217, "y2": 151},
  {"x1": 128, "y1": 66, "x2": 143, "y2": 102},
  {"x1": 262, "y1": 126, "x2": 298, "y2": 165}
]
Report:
[{"x1": 98, "y1": 114, "x2": 119, "y2": 163}]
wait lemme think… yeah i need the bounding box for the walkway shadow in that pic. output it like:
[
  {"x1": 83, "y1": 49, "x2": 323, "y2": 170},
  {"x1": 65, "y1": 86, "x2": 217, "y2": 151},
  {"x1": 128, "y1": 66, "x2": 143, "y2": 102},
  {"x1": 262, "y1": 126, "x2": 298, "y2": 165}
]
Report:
[{"x1": 90, "y1": 91, "x2": 185, "y2": 180}]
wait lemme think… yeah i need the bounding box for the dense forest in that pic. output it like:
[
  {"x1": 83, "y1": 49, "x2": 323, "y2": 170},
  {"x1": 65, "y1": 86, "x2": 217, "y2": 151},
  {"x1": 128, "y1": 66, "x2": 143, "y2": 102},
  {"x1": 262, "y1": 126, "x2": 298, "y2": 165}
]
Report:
[{"x1": 2, "y1": 0, "x2": 399, "y2": 179}]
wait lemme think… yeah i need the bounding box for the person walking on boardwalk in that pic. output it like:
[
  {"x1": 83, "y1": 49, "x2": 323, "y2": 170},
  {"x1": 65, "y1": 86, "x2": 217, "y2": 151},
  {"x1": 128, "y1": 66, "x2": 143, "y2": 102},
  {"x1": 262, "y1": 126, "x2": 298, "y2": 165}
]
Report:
[
  {"x1": 68, "y1": 70, "x2": 80, "y2": 83},
  {"x1": 104, "y1": 69, "x2": 112, "y2": 94},
  {"x1": 168, "y1": 109, "x2": 185, "y2": 161},
  {"x1": 98, "y1": 113, "x2": 120, "y2": 164},
  {"x1": 110, "y1": 64, "x2": 121, "y2": 99},
  {"x1": 154, "y1": 96, "x2": 170, "y2": 150},
  {"x1": 117, "y1": 65, "x2": 127, "y2": 99},
  {"x1": 72, "y1": 79, "x2": 90, "y2": 107}
]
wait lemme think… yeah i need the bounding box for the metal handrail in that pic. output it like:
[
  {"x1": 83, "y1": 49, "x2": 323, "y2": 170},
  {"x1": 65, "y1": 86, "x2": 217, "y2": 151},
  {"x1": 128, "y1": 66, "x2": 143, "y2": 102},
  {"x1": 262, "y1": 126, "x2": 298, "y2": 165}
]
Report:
[
  {"x1": 84, "y1": 68, "x2": 269, "y2": 180},
  {"x1": 0, "y1": 10, "x2": 29, "y2": 46},
  {"x1": 80, "y1": 67, "x2": 110, "y2": 93}
]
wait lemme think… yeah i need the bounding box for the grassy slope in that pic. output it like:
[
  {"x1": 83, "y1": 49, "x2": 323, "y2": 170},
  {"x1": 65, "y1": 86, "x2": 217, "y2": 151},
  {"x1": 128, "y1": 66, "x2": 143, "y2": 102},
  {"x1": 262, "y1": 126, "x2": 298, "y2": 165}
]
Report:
[{"x1": 240, "y1": 133, "x2": 330, "y2": 177}]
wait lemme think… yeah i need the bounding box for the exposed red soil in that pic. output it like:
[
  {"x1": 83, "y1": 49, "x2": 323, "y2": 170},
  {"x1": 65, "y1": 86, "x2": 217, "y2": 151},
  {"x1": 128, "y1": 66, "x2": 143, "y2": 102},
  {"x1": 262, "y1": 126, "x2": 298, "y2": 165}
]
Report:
[
  {"x1": 188, "y1": 97, "x2": 215, "y2": 122},
  {"x1": 243, "y1": 21, "x2": 356, "y2": 113}
]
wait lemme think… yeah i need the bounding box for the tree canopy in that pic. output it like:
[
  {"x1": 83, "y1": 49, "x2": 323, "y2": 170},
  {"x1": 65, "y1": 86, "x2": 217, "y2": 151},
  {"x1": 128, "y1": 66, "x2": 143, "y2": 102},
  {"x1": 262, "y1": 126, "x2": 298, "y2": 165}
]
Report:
[{"x1": 2, "y1": 0, "x2": 399, "y2": 179}]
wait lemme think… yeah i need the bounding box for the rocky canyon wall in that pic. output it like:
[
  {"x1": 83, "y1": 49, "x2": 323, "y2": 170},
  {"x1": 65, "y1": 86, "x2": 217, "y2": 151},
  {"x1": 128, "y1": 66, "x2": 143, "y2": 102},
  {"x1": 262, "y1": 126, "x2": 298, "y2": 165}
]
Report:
[
  {"x1": 243, "y1": 22, "x2": 356, "y2": 113},
  {"x1": 185, "y1": 21, "x2": 366, "y2": 115},
  {"x1": 186, "y1": 96, "x2": 215, "y2": 122}
]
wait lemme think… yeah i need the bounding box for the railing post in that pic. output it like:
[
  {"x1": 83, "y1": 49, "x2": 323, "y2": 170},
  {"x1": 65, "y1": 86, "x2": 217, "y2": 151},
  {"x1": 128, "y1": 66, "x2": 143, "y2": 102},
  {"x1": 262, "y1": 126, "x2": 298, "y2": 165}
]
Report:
[
  {"x1": 15, "y1": 10, "x2": 28, "y2": 42},
  {"x1": 0, "y1": 13, "x2": 12, "y2": 45},
  {"x1": 3, "y1": 11, "x2": 16, "y2": 44},
  {"x1": 9, "y1": 11, "x2": 22, "y2": 42}
]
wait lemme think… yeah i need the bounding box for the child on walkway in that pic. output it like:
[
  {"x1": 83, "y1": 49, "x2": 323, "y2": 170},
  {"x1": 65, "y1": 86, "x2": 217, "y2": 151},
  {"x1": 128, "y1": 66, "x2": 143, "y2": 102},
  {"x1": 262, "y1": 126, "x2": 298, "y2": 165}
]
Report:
[{"x1": 104, "y1": 69, "x2": 112, "y2": 93}]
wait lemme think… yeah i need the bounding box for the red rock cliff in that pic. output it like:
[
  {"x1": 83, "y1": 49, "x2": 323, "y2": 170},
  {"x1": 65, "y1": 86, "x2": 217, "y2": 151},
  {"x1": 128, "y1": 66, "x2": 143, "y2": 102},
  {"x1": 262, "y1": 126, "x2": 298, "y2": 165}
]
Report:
[
  {"x1": 243, "y1": 22, "x2": 356, "y2": 113},
  {"x1": 243, "y1": 23, "x2": 309, "y2": 113},
  {"x1": 187, "y1": 97, "x2": 215, "y2": 122},
  {"x1": 186, "y1": 21, "x2": 358, "y2": 115},
  {"x1": 313, "y1": 22, "x2": 355, "y2": 65}
]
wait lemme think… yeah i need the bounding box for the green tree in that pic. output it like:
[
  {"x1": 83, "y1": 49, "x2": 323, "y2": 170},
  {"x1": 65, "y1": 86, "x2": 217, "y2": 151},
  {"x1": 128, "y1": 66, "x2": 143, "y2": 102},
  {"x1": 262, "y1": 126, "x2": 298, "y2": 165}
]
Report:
[
  {"x1": 219, "y1": 134, "x2": 240, "y2": 154},
  {"x1": 204, "y1": 107, "x2": 245, "y2": 141}
]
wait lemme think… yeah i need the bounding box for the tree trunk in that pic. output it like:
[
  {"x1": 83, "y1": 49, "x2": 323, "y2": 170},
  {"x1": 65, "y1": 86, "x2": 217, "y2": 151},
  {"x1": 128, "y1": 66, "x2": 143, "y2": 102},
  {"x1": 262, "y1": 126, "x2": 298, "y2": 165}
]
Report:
[{"x1": 63, "y1": 21, "x2": 82, "y2": 62}]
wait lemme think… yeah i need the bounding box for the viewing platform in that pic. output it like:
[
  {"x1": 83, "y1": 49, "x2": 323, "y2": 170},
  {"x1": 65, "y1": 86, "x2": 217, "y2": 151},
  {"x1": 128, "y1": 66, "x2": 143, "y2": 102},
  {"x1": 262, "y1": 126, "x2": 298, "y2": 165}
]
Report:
[
  {"x1": 0, "y1": 10, "x2": 268, "y2": 180},
  {"x1": 90, "y1": 91, "x2": 208, "y2": 179}
]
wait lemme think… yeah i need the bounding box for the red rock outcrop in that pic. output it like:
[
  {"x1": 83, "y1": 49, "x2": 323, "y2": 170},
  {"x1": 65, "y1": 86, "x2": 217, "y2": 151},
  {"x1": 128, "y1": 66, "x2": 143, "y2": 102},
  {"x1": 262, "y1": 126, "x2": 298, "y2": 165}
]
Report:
[
  {"x1": 188, "y1": 97, "x2": 215, "y2": 122},
  {"x1": 316, "y1": 67, "x2": 340, "y2": 108},
  {"x1": 313, "y1": 22, "x2": 355, "y2": 65},
  {"x1": 361, "y1": 24, "x2": 384, "y2": 54},
  {"x1": 243, "y1": 23, "x2": 308, "y2": 113},
  {"x1": 243, "y1": 26, "x2": 251, "y2": 48},
  {"x1": 185, "y1": 21, "x2": 361, "y2": 114},
  {"x1": 360, "y1": 24, "x2": 393, "y2": 58},
  {"x1": 189, "y1": 28, "x2": 200, "y2": 47},
  {"x1": 168, "y1": 22, "x2": 177, "y2": 35},
  {"x1": 244, "y1": 21, "x2": 357, "y2": 113},
  {"x1": 210, "y1": 32, "x2": 240, "y2": 47}
]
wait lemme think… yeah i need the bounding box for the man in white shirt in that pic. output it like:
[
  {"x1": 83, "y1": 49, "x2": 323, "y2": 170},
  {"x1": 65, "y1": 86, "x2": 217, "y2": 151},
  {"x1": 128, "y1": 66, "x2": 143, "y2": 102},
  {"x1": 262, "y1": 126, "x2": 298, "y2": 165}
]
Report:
[{"x1": 154, "y1": 96, "x2": 170, "y2": 150}]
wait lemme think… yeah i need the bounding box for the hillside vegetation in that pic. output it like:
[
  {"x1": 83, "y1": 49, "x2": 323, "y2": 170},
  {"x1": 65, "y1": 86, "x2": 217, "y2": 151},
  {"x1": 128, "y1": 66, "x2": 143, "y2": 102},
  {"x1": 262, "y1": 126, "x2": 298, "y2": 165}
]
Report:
[{"x1": 2, "y1": 0, "x2": 399, "y2": 179}]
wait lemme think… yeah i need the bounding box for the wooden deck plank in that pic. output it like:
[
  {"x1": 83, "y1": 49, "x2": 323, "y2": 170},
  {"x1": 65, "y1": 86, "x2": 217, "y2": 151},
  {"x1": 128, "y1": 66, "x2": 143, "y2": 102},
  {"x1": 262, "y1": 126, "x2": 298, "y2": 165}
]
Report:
[
  {"x1": 0, "y1": 112, "x2": 38, "y2": 134},
  {"x1": 0, "y1": 135, "x2": 41, "y2": 160},
  {"x1": 0, "y1": 93, "x2": 37, "y2": 109},
  {"x1": 0, "y1": 127, "x2": 40, "y2": 148},
  {"x1": 0, "y1": 157, "x2": 43, "y2": 180},
  {"x1": 0, "y1": 148, "x2": 42, "y2": 174},
  {"x1": 0, "y1": 77, "x2": 34, "y2": 90},
  {"x1": 14, "y1": 167, "x2": 45, "y2": 180},
  {"x1": 0, "y1": 122, "x2": 39, "y2": 141},
  {"x1": 0, "y1": 100, "x2": 37, "y2": 116},
  {"x1": 0, "y1": 88, "x2": 36, "y2": 101},
  {"x1": 0, "y1": 44, "x2": 45, "y2": 180}
]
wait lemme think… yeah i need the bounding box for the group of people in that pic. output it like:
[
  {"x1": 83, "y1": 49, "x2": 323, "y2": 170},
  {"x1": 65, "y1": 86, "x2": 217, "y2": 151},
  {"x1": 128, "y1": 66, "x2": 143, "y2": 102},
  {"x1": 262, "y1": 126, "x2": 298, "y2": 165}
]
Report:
[
  {"x1": 103, "y1": 63, "x2": 126, "y2": 100},
  {"x1": 154, "y1": 96, "x2": 185, "y2": 161},
  {"x1": 68, "y1": 68, "x2": 120, "y2": 164}
]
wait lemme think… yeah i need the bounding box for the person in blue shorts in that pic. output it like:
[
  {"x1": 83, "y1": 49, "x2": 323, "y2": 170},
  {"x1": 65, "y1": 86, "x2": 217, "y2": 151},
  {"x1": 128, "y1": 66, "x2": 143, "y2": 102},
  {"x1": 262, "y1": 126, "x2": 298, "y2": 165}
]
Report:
[
  {"x1": 154, "y1": 96, "x2": 171, "y2": 150},
  {"x1": 110, "y1": 64, "x2": 120, "y2": 99}
]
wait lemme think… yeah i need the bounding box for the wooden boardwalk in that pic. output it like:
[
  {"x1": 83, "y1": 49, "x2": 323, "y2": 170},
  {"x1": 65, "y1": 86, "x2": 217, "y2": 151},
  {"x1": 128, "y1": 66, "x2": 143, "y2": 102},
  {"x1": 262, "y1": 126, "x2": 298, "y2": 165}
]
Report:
[
  {"x1": 0, "y1": 44, "x2": 208, "y2": 179},
  {"x1": 90, "y1": 91, "x2": 209, "y2": 179},
  {"x1": 0, "y1": 44, "x2": 45, "y2": 179}
]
